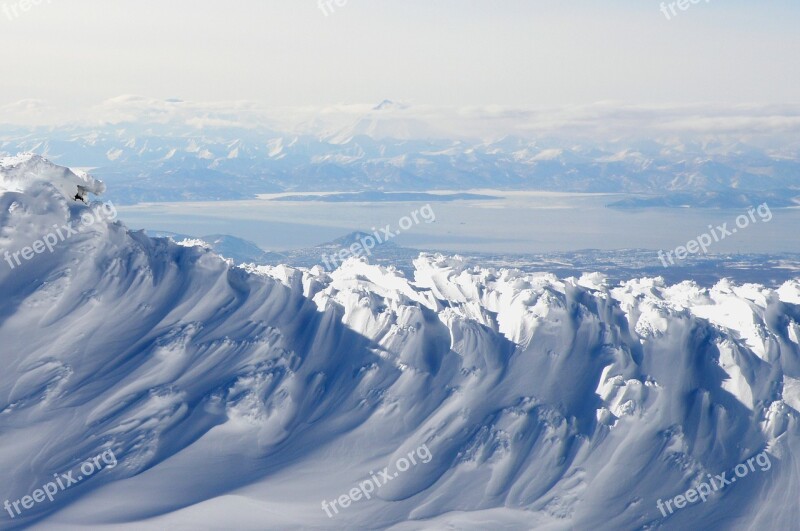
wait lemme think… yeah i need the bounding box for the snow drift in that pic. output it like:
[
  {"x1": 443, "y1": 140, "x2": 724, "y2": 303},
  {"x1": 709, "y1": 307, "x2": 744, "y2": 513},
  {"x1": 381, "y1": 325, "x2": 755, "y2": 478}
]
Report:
[{"x1": 0, "y1": 155, "x2": 798, "y2": 530}]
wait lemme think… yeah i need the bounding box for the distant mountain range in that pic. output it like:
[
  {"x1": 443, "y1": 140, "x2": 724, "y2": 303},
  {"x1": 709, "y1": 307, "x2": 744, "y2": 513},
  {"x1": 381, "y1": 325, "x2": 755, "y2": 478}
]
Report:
[{"x1": 3, "y1": 99, "x2": 800, "y2": 207}]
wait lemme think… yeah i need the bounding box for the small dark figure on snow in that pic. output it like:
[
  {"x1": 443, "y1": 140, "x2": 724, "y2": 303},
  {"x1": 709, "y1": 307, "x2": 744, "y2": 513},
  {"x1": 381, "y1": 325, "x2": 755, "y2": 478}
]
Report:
[{"x1": 73, "y1": 186, "x2": 88, "y2": 203}]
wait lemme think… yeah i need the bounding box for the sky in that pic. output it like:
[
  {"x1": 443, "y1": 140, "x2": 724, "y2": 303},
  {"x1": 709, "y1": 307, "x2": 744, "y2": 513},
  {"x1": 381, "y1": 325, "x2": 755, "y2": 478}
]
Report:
[{"x1": 0, "y1": 0, "x2": 798, "y2": 114}]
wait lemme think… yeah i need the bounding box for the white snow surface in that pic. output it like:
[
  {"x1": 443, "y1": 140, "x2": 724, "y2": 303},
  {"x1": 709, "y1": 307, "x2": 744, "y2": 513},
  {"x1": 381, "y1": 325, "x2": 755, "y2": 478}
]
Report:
[
  {"x1": 1, "y1": 156, "x2": 799, "y2": 530},
  {"x1": 0, "y1": 153, "x2": 105, "y2": 199}
]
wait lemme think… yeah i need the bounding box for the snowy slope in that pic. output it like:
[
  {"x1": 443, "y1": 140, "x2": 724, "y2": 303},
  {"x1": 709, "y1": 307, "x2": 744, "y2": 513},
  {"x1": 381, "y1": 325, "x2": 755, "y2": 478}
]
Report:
[{"x1": 1, "y1": 157, "x2": 799, "y2": 530}]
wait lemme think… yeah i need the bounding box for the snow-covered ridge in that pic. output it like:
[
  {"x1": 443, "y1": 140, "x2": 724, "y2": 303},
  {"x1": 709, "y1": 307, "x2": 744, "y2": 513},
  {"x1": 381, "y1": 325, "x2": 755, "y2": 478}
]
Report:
[
  {"x1": 1, "y1": 157, "x2": 799, "y2": 530},
  {"x1": 0, "y1": 152, "x2": 105, "y2": 200}
]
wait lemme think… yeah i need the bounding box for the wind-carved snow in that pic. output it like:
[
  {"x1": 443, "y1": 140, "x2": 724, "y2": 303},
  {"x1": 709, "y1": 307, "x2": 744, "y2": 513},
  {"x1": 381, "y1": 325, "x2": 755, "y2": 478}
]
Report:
[
  {"x1": 0, "y1": 153, "x2": 105, "y2": 198},
  {"x1": 1, "y1": 156, "x2": 799, "y2": 530}
]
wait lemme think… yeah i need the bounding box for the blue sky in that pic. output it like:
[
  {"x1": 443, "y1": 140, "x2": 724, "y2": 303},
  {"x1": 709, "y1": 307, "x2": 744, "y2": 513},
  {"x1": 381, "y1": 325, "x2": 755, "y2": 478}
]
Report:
[{"x1": 0, "y1": 0, "x2": 798, "y2": 109}]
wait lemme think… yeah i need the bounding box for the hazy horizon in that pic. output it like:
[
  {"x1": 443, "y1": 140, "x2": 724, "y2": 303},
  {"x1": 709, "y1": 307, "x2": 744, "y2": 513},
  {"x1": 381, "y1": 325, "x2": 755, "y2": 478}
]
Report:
[{"x1": 1, "y1": 0, "x2": 798, "y2": 115}]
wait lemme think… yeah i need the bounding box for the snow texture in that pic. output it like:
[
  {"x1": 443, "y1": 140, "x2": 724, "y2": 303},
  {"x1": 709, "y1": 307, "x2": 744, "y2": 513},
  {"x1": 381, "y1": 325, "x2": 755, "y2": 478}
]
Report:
[{"x1": 0, "y1": 156, "x2": 798, "y2": 530}]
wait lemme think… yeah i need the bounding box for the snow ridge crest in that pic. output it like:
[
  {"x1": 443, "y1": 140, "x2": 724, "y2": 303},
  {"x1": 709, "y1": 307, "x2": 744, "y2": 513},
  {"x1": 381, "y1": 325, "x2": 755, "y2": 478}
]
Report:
[{"x1": 0, "y1": 153, "x2": 106, "y2": 200}]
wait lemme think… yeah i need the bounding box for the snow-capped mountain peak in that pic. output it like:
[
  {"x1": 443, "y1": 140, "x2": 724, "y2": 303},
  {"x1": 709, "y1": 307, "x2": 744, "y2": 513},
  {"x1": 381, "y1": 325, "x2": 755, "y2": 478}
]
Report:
[{"x1": 373, "y1": 99, "x2": 409, "y2": 111}]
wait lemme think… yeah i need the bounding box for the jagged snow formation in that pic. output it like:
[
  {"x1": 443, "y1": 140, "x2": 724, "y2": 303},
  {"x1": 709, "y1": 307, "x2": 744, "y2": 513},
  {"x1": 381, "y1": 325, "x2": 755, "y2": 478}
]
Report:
[
  {"x1": 1, "y1": 156, "x2": 799, "y2": 530},
  {"x1": 0, "y1": 153, "x2": 105, "y2": 199}
]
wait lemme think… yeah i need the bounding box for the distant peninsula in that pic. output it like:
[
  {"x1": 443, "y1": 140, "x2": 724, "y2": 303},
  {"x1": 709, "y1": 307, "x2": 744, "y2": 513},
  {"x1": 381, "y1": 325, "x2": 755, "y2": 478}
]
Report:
[
  {"x1": 271, "y1": 191, "x2": 500, "y2": 202},
  {"x1": 608, "y1": 191, "x2": 800, "y2": 209}
]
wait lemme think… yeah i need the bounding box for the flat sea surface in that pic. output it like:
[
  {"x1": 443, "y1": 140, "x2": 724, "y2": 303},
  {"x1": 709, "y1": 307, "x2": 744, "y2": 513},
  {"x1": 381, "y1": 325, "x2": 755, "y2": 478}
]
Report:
[{"x1": 117, "y1": 190, "x2": 798, "y2": 255}]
